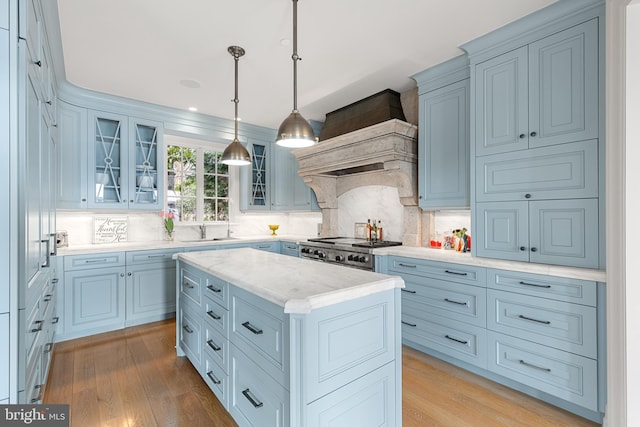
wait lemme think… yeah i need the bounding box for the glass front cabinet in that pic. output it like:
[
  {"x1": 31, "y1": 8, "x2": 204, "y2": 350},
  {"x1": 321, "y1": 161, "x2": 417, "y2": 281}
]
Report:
[{"x1": 88, "y1": 111, "x2": 163, "y2": 210}]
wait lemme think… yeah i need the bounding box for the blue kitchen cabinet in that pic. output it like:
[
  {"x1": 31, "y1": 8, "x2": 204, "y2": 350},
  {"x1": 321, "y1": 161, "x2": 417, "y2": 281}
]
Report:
[
  {"x1": 240, "y1": 140, "x2": 270, "y2": 210},
  {"x1": 476, "y1": 199, "x2": 599, "y2": 268},
  {"x1": 57, "y1": 101, "x2": 88, "y2": 209},
  {"x1": 413, "y1": 55, "x2": 470, "y2": 210},
  {"x1": 0, "y1": 314, "x2": 8, "y2": 401},
  {"x1": 272, "y1": 144, "x2": 319, "y2": 211},
  {"x1": 0, "y1": 0, "x2": 7, "y2": 29},
  {"x1": 127, "y1": 118, "x2": 163, "y2": 210},
  {"x1": 280, "y1": 242, "x2": 299, "y2": 257},
  {"x1": 474, "y1": 19, "x2": 598, "y2": 156}
]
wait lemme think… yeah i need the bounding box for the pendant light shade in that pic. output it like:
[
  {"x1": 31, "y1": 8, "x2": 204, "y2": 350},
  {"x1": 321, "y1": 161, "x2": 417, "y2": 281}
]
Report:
[
  {"x1": 221, "y1": 46, "x2": 251, "y2": 166},
  {"x1": 276, "y1": 0, "x2": 318, "y2": 148}
]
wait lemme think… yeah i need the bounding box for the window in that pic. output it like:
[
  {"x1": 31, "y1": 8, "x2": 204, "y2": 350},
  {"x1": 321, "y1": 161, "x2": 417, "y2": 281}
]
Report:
[{"x1": 166, "y1": 144, "x2": 229, "y2": 222}]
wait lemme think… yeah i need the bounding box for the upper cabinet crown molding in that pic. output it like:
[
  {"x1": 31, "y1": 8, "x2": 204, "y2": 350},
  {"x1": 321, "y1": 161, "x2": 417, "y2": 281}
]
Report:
[
  {"x1": 461, "y1": 0, "x2": 604, "y2": 64},
  {"x1": 412, "y1": 54, "x2": 470, "y2": 94}
]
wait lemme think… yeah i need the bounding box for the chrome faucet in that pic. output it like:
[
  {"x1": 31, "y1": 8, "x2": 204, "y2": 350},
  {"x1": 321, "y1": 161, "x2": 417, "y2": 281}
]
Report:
[{"x1": 199, "y1": 224, "x2": 206, "y2": 239}]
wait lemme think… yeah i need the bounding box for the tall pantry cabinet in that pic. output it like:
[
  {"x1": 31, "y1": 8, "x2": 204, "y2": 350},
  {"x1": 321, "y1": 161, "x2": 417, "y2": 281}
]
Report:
[{"x1": 3, "y1": 0, "x2": 59, "y2": 404}]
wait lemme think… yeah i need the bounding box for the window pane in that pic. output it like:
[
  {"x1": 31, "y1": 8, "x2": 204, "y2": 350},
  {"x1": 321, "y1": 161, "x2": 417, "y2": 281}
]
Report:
[
  {"x1": 204, "y1": 173, "x2": 216, "y2": 198},
  {"x1": 204, "y1": 151, "x2": 217, "y2": 174},
  {"x1": 203, "y1": 198, "x2": 216, "y2": 222},
  {"x1": 177, "y1": 197, "x2": 196, "y2": 222}
]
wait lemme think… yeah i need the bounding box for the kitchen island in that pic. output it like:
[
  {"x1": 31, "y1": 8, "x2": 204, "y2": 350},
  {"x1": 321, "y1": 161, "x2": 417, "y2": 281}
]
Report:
[{"x1": 175, "y1": 248, "x2": 404, "y2": 427}]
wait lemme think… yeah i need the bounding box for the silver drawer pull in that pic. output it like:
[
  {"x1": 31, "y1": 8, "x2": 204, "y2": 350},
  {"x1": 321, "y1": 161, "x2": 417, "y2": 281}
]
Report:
[
  {"x1": 45, "y1": 342, "x2": 54, "y2": 353},
  {"x1": 207, "y1": 284, "x2": 222, "y2": 293},
  {"x1": 519, "y1": 281, "x2": 551, "y2": 289},
  {"x1": 398, "y1": 263, "x2": 416, "y2": 268},
  {"x1": 31, "y1": 320, "x2": 44, "y2": 333},
  {"x1": 52, "y1": 316, "x2": 59, "y2": 324},
  {"x1": 146, "y1": 254, "x2": 166, "y2": 259},
  {"x1": 444, "y1": 298, "x2": 468, "y2": 306},
  {"x1": 401, "y1": 289, "x2": 416, "y2": 294},
  {"x1": 183, "y1": 282, "x2": 195, "y2": 289},
  {"x1": 207, "y1": 371, "x2": 221, "y2": 385},
  {"x1": 30, "y1": 384, "x2": 43, "y2": 403},
  {"x1": 518, "y1": 314, "x2": 551, "y2": 325},
  {"x1": 44, "y1": 294, "x2": 53, "y2": 302},
  {"x1": 242, "y1": 321, "x2": 263, "y2": 335},
  {"x1": 84, "y1": 258, "x2": 108, "y2": 264},
  {"x1": 445, "y1": 334, "x2": 468, "y2": 345},
  {"x1": 242, "y1": 388, "x2": 264, "y2": 408},
  {"x1": 207, "y1": 339, "x2": 221, "y2": 352},
  {"x1": 207, "y1": 310, "x2": 221, "y2": 320},
  {"x1": 401, "y1": 320, "x2": 416, "y2": 327},
  {"x1": 183, "y1": 325, "x2": 194, "y2": 334},
  {"x1": 519, "y1": 359, "x2": 551, "y2": 372},
  {"x1": 445, "y1": 270, "x2": 468, "y2": 276}
]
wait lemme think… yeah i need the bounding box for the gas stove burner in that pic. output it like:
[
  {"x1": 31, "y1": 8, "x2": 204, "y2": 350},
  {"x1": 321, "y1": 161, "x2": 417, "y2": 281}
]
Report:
[{"x1": 300, "y1": 237, "x2": 402, "y2": 271}]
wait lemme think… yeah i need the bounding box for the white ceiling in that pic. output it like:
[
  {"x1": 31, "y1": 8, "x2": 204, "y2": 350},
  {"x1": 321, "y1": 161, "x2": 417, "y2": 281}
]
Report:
[{"x1": 55, "y1": 0, "x2": 556, "y2": 130}]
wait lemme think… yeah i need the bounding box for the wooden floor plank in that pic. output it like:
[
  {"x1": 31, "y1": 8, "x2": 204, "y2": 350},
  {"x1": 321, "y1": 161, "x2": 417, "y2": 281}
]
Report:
[{"x1": 45, "y1": 319, "x2": 599, "y2": 427}]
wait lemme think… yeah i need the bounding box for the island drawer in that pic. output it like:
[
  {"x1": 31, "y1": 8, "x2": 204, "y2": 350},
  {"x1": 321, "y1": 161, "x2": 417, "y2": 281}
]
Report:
[
  {"x1": 402, "y1": 302, "x2": 487, "y2": 369},
  {"x1": 401, "y1": 276, "x2": 486, "y2": 327},
  {"x1": 64, "y1": 252, "x2": 125, "y2": 271},
  {"x1": 229, "y1": 345, "x2": 289, "y2": 427},
  {"x1": 179, "y1": 302, "x2": 202, "y2": 369},
  {"x1": 487, "y1": 289, "x2": 597, "y2": 358},
  {"x1": 487, "y1": 269, "x2": 597, "y2": 306},
  {"x1": 204, "y1": 275, "x2": 229, "y2": 309},
  {"x1": 203, "y1": 294, "x2": 228, "y2": 335},
  {"x1": 388, "y1": 256, "x2": 486, "y2": 287},
  {"x1": 203, "y1": 352, "x2": 228, "y2": 408},
  {"x1": 179, "y1": 265, "x2": 204, "y2": 307},
  {"x1": 230, "y1": 287, "x2": 287, "y2": 384},
  {"x1": 487, "y1": 331, "x2": 597, "y2": 411},
  {"x1": 204, "y1": 319, "x2": 229, "y2": 373}
]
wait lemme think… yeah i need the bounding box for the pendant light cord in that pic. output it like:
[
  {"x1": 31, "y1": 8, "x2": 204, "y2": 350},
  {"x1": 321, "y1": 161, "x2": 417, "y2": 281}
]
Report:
[
  {"x1": 292, "y1": 0, "x2": 300, "y2": 112},
  {"x1": 233, "y1": 50, "x2": 240, "y2": 138}
]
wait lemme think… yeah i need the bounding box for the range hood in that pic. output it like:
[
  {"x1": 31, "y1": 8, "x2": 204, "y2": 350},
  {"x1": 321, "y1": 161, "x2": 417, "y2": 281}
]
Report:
[{"x1": 293, "y1": 119, "x2": 420, "y2": 245}]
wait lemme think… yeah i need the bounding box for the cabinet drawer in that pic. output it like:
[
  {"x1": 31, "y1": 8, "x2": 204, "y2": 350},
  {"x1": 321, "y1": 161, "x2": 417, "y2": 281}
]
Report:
[
  {"x1": 179, "y1": 304, "x2": 202, "y2": 369},
  {"x1": 203, "y1": 294, "x2": 228, "y2": 336},
  {"x1": 204, "y1": 274, "x2": 229, "y2": 309},
  {"x1": 402, "y1": 277, "x2": 486, "y2": 327},
  {"x1": 487, "y1": 289, "x2": 597, "y2": 358},
  {"x1": 203, "y1": 352, "x2": 228, "y2": 408},
  {"x1": 126, "y1": 249, "x2": 182, "y2": 265},
  {"x1": 179, "y1": 265, "x2": 204, "y2": 307},
  {"x1": 306, "y1": 361, "x2": 396, "y2": 427},
  {"x1": 64, "y1": 252, "x2": 125, "y2": 270},
  {"x1": 251, "y1": 241, "x2": 280, "y2": 253},
  {"x1": 402, "y1": 302, "x2": 487, "y2": 369},
  {"x1": 230, "y1": 288, "x2": 287, "y2": 379},
  {"x1": 388, "y1": 256, "x2": 486, "y2": 287},
  {"x1": 475, "y1": 139, "x2": 599, "y2": 202},
  {"x1": 229, "y1": 346, "x2": 289, "y2": 427},
  {"x1": 487, "y1": 331, "x2": 597, "y2": 411},
  {"x1": 204, "y1": 319, "x2": 229, "y2": 373},
  {"x1": 488, "y1": 269, "x2": 597, "y2": 306}
]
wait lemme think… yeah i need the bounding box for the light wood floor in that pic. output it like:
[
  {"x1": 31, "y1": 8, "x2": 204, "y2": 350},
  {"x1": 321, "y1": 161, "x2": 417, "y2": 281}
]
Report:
[{"x1": 44, "y1": 319, "x2": 599, "y2": 427}]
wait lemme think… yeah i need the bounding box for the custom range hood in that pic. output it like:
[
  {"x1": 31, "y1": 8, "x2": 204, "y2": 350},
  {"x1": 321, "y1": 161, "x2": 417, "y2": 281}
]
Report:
[{"x1": 293, "y1": 90, "x2": 420, "y2": 245}]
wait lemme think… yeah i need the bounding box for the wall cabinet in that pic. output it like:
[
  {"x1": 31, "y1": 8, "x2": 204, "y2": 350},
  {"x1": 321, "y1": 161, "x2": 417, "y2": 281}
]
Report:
[
  {"x1": 413, "y1": 55, "x2": 470, "y2": 210},
  {"x1": 57, "y1": 101, "x2": 88, "y2": 208},
  {"x1": 474, "y1": 19, "x2": 598, "y2": 156}
]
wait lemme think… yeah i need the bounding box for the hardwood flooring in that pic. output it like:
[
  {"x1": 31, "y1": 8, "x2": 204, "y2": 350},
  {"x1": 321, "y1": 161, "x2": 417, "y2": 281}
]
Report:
[{"x1": 44, "y1": 319, "x2": 598, "y2": 427}]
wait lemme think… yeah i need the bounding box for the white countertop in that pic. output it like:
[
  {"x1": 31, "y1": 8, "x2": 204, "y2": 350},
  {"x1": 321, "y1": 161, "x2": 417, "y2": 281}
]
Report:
[
  {"x1": 177, "y1": 248, "x2": 404, "y2": 314},
  {"x1": 372, "y1": 246, "x2": 606, "y2": 282}
]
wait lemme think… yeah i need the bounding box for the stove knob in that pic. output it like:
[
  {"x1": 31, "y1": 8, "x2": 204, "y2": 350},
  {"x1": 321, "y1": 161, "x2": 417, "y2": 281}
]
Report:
[
  {"x1": 335, "y1": 255, "x2": 344, "y2": 262},
  {"x1": 358, "y1": 256, "x2": 368, "y2": 263},
  {"x1": 318, "y1": 252, "x2": 326, "y2": 259},
  {"x1": 347, "y1": 254, "x2": 354, "y2": 261},
  {"x1": 301, "y1": 248, "x2": 308, "y2": 254},
  {"x1": 313, "y1": 250, "x2": 319, "y2": 256}
]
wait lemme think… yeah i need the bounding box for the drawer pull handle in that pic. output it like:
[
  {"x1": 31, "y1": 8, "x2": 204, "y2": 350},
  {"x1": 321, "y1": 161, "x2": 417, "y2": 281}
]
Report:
[
  {"x1": 401, "y1": 289, "x2": 416, "y2": 294},
  {"x1": 242, "y1": 321, "x2": 263, "y2": 335},
  {"x1": 207, "y1": 310, "x2": 221, "y2": 320},
  {"x1": 84, "y1": 258, "x2": 108, "y2": 264},
  {"x1": 183, "y1": 282, "x2": 195, "y2": 289},
  {"x1": 444, "y1": 298, "x2": 468, "y2": 306},
  {"x1": 398, "y1": 263, "x2": 417, "y2": 268},
  {"x1": 30, "y1": 384, "x2": 43, "y2": 403},
  {"x1": 146, "y1": 254, "x2": 166, "y2": 259},
  {"x1": 519, "y1": 281, "x2": 551, "y2": 289},
  {"x1": 207, "y1": 339, "x2": 221, "y2": 352},
  {"x1": 183, "y1": 325, "x2": 194, "y2": 334},
  {"x1": 242, "y1": 388, "x2": 264, "y2": 408},
  {"x1": 445, "y1": 270, "x2": 468, "y2": 276},
  {"x1": 519, "y1": 359, "x2": 551, "y2": 372},
  {"x1": 207, "y1": 371, "x2": 221, "y2": 384},
  {"x1": 51, "y1": 278, "x2": 59, "y2": 284},
  {"x1": 445, "y1": 335, "x2": 468, "y2": 345},
  {"x1": 52, "y1": 316, "x2": 59, "y2": 324},
  {"x1": 31, "y1": 320, "x2": 44, "y2": 333},
  {"x1": 518, "y1": 314, "x2": 551, "y2": 325},
  {"x1": 45, "y1": 342, "x2": 54, "y2": 353},
  {"x1": 207, "y1": 284, "x2": 222, "y2": 293},
  {"x1": 401, "y1": 320, "x2": 417, "y2": 327}
]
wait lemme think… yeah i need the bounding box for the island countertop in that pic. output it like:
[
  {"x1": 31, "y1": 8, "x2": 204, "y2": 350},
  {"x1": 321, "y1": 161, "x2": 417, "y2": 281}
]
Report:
[{"x1": 176, "y1": 248, "x2": 404, "y2": 314}]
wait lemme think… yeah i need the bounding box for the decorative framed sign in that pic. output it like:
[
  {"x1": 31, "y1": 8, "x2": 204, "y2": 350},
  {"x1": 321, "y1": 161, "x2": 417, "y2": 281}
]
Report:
[{"x1": 94, "y1": 216, "x2": 128, "y2": 243}]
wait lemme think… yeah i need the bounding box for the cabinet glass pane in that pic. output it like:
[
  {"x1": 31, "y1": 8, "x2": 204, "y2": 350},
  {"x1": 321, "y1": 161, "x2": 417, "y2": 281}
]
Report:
[
  {"x1": 94, "y1": 117, "x2": 123, "y2": 204},
  {"x1": 251, "y1": 144, "x2": 267, "y2": 206},
  {"x1": 132, "y1": 123, "x2": 158, "y2": 205}
]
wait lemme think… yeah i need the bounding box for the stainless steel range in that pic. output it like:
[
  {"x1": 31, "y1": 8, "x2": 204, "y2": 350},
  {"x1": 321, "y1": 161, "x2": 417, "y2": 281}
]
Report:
[{"x1": 299, "y1": 237, "x2": 402, "y2": 271}]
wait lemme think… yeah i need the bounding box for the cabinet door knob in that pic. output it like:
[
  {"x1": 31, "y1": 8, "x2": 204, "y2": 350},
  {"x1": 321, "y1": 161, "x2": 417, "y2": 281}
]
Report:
[
  {"x1": 530, "y1": 247, "x2": 538, "y2": 252},
  {"x1": 520, "y1": 246, "x2": 527, "y2": 251},
  {"x1": 530, "y1": 131, "x2": 537, "y2": 137},
  {"x1": 127, "y1": 272, "x2": 132, "y2": 276},
  {"x1": 35, "y1": 60, "x2": 42, "y2": 67},
  {"x1": 525, "y1": 193, "x2": 532, "y2": 199},
  {"x1": 519, "y1": 133, "x2": 526, "y2": 139},
  {"x1": 120, "y1": 273, "x2": 125, "y2": 277}
]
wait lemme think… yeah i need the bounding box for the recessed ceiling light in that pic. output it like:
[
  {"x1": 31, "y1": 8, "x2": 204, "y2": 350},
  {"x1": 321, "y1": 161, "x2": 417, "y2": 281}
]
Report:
[
  {"x1": 280, "y1": 38, "x2": 290, "y2": 46},
  {"x1": 180, "y1": 79, "x2": 201, "y2": 89},
  {"x1": 188, "y1": 107, "x2": 198, "y2": 112}
]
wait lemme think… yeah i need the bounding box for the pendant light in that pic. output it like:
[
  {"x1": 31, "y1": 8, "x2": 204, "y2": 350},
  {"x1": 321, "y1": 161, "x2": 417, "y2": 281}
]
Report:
[
  {"x1": 275, "y1": 0, "x2": 318, "y2": 148},
  {"x1": 221, "y1": 46, "x2": 252, "y2": 166}
]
